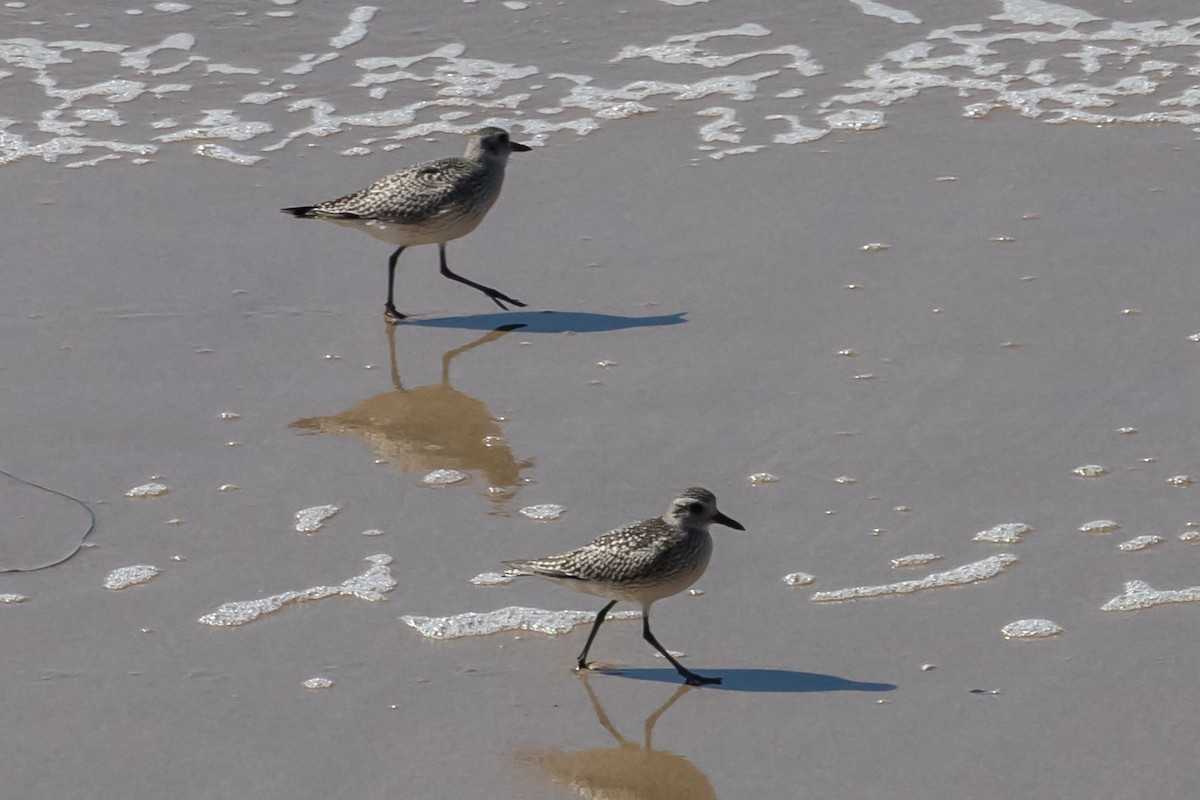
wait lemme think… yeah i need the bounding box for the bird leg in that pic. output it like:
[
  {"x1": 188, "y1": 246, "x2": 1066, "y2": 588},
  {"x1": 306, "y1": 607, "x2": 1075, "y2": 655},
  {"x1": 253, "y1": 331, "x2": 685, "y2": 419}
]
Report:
[
  {"x1": 577, "y1": 600, "x2": 617, "y2": 670},
  {"x1": 642, "y1": 613, "x2": 721, "y2": 686},
  {"x1": 385, "y1": 246, "x2": 406, "y2": 320},
  {"x1": 438, "y1": 243, "x2": 527, "y2": 311}
]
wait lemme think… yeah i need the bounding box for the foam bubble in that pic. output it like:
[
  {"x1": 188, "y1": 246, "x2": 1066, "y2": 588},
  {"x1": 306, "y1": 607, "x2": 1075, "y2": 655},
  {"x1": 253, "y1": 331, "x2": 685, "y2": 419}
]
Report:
[
  {"x1": 294, "y1": 504, "x2": 339, "y2": 533},
  {"x1": 520, "y1": 504, "x2": 565, "y2": 521},
  {"x1": 1001, "y1": 618, "x2": 1063, "y2": 639},
  {"x1": 974, "y1": 522, "x2": 1032, "y2": 544},
  {"x1": 302, "y1": 677, "x2": 334, "y2": 689},
  {"x1": 1117, "y1": 535, "x2": 1164, "y2": 552},
  {"x1": 1079, "y1": 519, "x2": 1119, "y2": 534},
  {"x1": 1072, "y1": 464, "x2": 1109, "y2": 478},
  {"x1": 1101, "y1": 580, "x2": 1200, "y2": 612},
  {"x1": 198, "y1": 554, "x2": 395, "y2": 626},
  {"x1": 193, "y1": 143, "x2": 264, "y2": 165},
  {"x1": 0, "y1": 593, "x2": 30, "y2": 603},
  {"x1": 330, "y1": 6, "x2": 377, "y2": 50},
  {"x1": 126, "y1": 481, "x2": 169, "y2": 498},
  {"x1": 401, "y1": 605, "x2": 640, "y2": 639},
  {"x1": 782, "y1": 572, "x2": 816, "y2": 586},
  {"x1": 811, "y1": 554, "x2": 1018, "y2": 602},
  {"x1": 848, "y1": 0, "x2": 921, "y2": 24},
  {"x1": 470, "y1": 571, "x2": 514, "y2": 586},
  {"x1": 422, "y1": 469, "x2": 469, "y2": 486},
  {"x1": 991, "y1": 0, "x2": 1101, "y2": 28},
  {"x1": 890, "y1": 553, "x2": 942, "y2": 568},
  {"x1": 104, "y1": 564, "x2": 160, "y2": 590}
]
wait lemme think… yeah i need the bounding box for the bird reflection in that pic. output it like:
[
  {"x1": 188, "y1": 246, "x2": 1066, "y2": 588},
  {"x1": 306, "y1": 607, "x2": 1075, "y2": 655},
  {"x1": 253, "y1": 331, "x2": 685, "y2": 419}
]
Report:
[
  {"x1": 525, "y1": 674, "x2": 717, "y2": 800},
  {"x1": 290, "y1": 324, "x2": 533, "y2": 503}
]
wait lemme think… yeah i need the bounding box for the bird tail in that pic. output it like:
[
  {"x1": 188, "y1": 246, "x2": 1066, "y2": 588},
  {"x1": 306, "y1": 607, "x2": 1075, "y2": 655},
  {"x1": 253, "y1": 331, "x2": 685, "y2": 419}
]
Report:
[
  {"x1": 501, "y1": 560, "x2": 535, "y2": 578},
  {"x1": 281, "y1": 205, "x2": 318, "y2": 218}
]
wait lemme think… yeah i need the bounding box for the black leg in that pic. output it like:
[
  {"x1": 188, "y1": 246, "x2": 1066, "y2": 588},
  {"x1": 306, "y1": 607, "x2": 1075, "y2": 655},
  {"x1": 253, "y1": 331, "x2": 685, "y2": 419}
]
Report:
[
  {"x1": 642, "y1": 612, "x2": 721, "y2": 686},
  {"x1": 386, "y1": 246, "x2": 406, "y2": 320},
  {"x1": 438, "y1": 243, "x2": 527, "y2": 310},
  {"x1": 577, "y1": 600, "x2": 617, "y2": 670}
]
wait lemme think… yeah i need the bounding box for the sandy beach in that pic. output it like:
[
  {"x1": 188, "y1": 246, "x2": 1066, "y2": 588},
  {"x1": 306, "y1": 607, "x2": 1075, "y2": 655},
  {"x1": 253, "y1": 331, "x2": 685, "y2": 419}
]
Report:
[{"x1": 4, "y1": 1, "x2": 1200, "y2": 797}]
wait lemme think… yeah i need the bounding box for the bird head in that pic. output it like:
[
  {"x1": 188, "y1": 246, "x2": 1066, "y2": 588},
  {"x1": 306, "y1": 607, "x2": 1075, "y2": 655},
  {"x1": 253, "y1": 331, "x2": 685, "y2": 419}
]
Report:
[{"x1": 666, "y1": 487, "x2": 745, "y2": 531}]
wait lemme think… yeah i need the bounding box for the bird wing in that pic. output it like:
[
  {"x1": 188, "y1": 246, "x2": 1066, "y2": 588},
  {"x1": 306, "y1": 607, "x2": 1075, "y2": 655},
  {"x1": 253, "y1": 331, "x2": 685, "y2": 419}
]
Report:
[
  {"x1": 505, "y1": 519, "x2": 679, "y2": 583},
  {"x1": 310, "y1": 157, "x2": 477, "y2": 224}
]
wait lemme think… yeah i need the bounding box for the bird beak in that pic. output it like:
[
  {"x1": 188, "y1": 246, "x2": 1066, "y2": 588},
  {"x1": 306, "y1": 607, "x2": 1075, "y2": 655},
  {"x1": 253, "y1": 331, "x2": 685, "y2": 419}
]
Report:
[
  {"x1": 713, "y1": 512, "x2": 745, "y2": 531},
  {"x1": 511, "y1": 141, "x2": 532, "y2": 152}
]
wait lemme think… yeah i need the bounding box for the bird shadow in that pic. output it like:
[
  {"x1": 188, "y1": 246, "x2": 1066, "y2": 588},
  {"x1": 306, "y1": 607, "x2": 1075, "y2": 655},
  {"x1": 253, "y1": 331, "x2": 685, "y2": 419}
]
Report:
[
  {"x1": 401, "y1": 309, "x2": 687, "y2": 334},
  {"x1": 591, "y1": 667, "x2": 898, "y2": 694}
]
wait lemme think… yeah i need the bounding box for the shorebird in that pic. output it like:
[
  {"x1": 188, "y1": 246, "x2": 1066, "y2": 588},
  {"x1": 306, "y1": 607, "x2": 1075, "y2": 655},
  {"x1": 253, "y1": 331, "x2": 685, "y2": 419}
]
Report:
[
  {"x1": 503, "y1": 487, "x2": 745, "y2": 686},
  {"x1": 281, "y1": 127, "x2": 531, "y2": 320}
]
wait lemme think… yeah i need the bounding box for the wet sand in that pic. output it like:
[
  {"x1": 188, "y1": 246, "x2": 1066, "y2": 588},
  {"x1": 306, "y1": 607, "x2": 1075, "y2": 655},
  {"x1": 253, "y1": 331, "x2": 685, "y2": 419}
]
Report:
[{"x1": 4, "y1": 1, "x2": 1200, "y2": 797}]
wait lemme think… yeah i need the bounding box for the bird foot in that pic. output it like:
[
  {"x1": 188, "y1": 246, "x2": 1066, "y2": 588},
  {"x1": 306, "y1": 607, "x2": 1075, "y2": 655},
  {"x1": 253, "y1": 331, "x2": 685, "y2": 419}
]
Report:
[
  {"x1": 488, "y1": 292, "x2": 527, "y2": 311},
  {"x1": 683, "y1": 673, "x2": 722, "y2": 687},
  {"x1": 385, "y1": 305, "x2": 407, "y2": 322}
]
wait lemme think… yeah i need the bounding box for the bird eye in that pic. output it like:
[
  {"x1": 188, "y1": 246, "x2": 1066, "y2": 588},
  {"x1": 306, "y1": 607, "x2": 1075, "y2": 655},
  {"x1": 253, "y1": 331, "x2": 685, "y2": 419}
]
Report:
[{"x1": 688, "y1": 502, "x2": 703, "y2": 514}]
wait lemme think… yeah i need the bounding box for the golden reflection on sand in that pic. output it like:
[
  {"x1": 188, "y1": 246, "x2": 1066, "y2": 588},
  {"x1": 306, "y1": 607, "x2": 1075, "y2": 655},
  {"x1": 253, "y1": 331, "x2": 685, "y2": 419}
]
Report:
[
  {"x1": 291, "y1": 324, "x2": 533, "y2": 503},
  {"x1": 523, "y1": 674, "x2": 716, "y2": 800}
]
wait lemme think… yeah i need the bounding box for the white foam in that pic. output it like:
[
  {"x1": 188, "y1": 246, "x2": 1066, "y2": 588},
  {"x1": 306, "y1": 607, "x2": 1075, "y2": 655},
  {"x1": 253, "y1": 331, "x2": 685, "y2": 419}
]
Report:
[
  {"x1": 155, "y1": 110, "x2": 271, "y2": 143},
  {"x1": 697, "y1": 106, "x2": 743, "y2": 142},
  {"x1": 848, "y1": 1, "x2": 921, "y2": 25},
  {"x1": 782, "y1": 572, "x2": 816, "y2": 586},
  {"x1": 991, "y1": 0, "x2": 1101, "y2": 28},
  {"x1": 240, "y1": 91, "x2": 288, "y2": 105},
  {"x1": 520, "y1": 504, "x2": 565, "y2": 521},
  {"x1": 1079, "y1": 519, "x2": 1120, "y2": 534},
  {"x1": 302, "y1": 677, "x2": 334, "y2": 689},
  {"x1": 811, "y1": 554, "x2": 1018, "y2": 602},
  {"x1": 824, "y1": 109, "x2": 886, "y2": 130},
  {"x1": 330, "y1": 6, "x2": 378, "y2": 50},
  {"x1": 295, "y1": 504, "x2": 339, "y2": 533},
  {"x1": 470, "y1": 571, "x2": 515, "y2": 586},
  {"x1": 1101, "y1": 580, "x2": 1200, "y2": 612},
  {"x1": 974, "y1": 522, "x2": 1032, "y2": 544},
  {"x1": 283, "y1": 53, "x2": 340, "y2": 75},
  {"x1": 891, "y1": 553, "x2": 942, "y2": 568},
  {"x1": 1117, "y1": 535, "x2": 1164, "y2": 552},
  {"x1": 104, "y1": 564, "x2": 161, "y2": 590},
  {"x1": 422, "y1": 468, "x2": 469, "y2": 486},
  {"x1": 126, "y1": 481, "x2": 169, "y2": 498},
  {"x1": 198, "y1": 554, "x2": 395, "y2": 626},
  {"x1": 765, "y1": 114, "x2": 828, "y2": 143},
  {"x1": 1001, "y1": 618, "x2": 1063, "y2": 639},
  {"x1": 9, "y1": 1, "x2": 1200, "y2": 170},
  {"x1": 194, "y1": 143, "x2": 263, "y2": 165},
  {"x1": 401, "y1": 605, "x2": 641, "y2": 639},
  {"x1": 0, "y1": 593, "x2": 30, "y2": 603}
]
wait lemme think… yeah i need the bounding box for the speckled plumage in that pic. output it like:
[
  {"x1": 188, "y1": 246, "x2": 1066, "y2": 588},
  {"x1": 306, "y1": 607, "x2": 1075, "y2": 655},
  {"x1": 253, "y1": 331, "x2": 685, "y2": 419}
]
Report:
[
  {"x1": 282, "y1": 127, "x2": 530, "y2": 319},
  {"x1": 503, "y1": 487, "x2": 745, "y2": 686}
]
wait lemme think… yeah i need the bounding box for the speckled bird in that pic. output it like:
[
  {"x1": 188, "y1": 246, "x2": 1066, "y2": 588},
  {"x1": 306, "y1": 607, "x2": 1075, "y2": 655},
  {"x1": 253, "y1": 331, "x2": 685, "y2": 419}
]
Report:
[
  {"x1": 281, "y1": 127, "x2": 531, "y2": 320},
  {"x1": 503, "y1": 487, "x2": 745, "y2": 686}
]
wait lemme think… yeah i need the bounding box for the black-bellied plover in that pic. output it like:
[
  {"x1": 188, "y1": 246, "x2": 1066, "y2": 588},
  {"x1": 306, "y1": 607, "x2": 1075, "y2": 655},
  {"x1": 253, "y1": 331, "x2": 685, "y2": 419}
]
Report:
[
  {"x1": 282, "y1": 127, "x2": 530, "y2": 320},
  {"x1": 503, "y1": 487, "x2": 745, "y2": 686}
]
